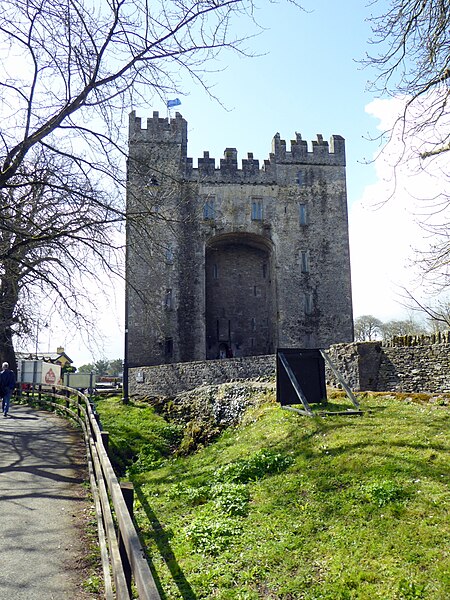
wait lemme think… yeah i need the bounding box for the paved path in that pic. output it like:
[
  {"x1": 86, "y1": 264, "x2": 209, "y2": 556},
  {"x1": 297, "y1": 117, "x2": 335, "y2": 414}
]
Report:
[{"x1": 0, "y1": 404, "x2": 94, "y2": 599}]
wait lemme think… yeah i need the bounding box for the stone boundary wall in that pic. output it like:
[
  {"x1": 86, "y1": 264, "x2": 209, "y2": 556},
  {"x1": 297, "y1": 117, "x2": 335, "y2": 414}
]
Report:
[
  {"x1": 129, "y1": 339, "x2": 450, "y2": 399},
  {"x1": 129, "y1": 355, "x2": 276, "y2": 398},
  {"x1": 325, "y1": 339, "x2": 450, "y2": 394}
]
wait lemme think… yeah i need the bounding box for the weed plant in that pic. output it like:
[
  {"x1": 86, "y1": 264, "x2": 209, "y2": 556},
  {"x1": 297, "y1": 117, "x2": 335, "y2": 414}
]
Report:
[{"x1": 97, "y1": 392, "x2": 450, "y2": 599}]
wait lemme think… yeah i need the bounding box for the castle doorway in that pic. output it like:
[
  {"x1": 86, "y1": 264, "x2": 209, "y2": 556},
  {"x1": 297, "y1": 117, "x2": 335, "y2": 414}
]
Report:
[{"x1": 205, "y1": 233, "x2": 276, "y2": 360}]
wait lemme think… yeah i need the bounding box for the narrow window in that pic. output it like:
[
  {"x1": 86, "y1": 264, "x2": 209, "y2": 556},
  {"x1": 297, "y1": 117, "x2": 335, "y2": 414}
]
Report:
[
  {"x1": 203, "y1": 197, "x2": 215, "y2": 220},
  {"x1": 301, "y1": 251, "x2": 309, "y2": 273},
  {"x1": 213, "y1": 264, "x2": 218, "y2": 279},
  {"x1": 164, "y1": 288, "x2": 173, "y2": 310},
  {"x1": 296, "y1": 171, "x2": 303, "y2": 186},
  {"x1": 262, "y1": 263, "x2": 267, "y2": 279},
  {"x1": 164, "y1": 338, "x2": 173, "y2": 357},
  {"x1": 251, "y1": 317, "x2": 256, "y2": 332},
  {"x1": 251, "y1": 199, "x2": 263, "y2": 221},
  {"x1": 299, "y1": 203, "x2": 308, "y2": 225},
  {"x1": 165, "y1": 244, "x2": 174, "y2": 264},
  {"x1": 304, "y1": 292, "x2": 313, "y2": 315},
  {"x1": 254, "y1": 285, "x2": 257, "y2": 297}
]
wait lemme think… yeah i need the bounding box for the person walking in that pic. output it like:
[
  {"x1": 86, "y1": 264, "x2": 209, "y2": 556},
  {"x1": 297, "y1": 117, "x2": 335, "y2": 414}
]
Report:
[{"x1": 1, "y1": 362, "x2": 16, "y2": 417}]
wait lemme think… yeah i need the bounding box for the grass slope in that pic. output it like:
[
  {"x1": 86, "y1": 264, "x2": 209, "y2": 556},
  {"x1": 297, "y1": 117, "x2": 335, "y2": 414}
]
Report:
[{"x1": 96, "y1": 390, "x2": 450, "y2": 600}]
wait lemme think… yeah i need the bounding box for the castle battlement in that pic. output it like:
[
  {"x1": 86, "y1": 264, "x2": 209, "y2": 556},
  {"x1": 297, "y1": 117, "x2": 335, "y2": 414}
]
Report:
[
  {"x1": 129, "y1": 111, "x2": 346, "y2": 174},
  {"x1": 129, "y1": 110, "x2": 188, "y2": 146},
  {"x1": 126, "y1": 111, "x2": 353, "y2": 368}
]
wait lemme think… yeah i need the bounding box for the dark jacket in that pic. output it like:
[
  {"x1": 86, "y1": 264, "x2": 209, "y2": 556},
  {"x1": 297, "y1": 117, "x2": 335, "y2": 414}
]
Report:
[{"x1": 1, "y1": 369, "x2": 16, "y2": 391}]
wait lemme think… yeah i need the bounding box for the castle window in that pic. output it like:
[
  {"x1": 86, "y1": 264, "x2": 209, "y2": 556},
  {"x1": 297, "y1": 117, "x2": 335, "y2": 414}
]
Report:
[
  {"x1": 251, "y1": 317, "x2": 256, "y2": 332},
  {"x1": 299, "y1": 203, "x2": 308, "y2": 225},
  {"x1": 164, "y1": 288, "x2": 173, "y2": 310},
  {"x1": 165, "y1": 244, "x2": 174, "y2": 264},
  {"x1": 213, "y1": 264, "x2": 218, "y2": 279},
  {"x1": 296, "y1": 171, "x2": 303, "y2": 186},
  {"x1": 164, "y1": 337, "x2": 173, "y2": 357},
  {"x1": 262, "y1": 263, "x2": 267, "y2": 278},
  {"x1": 203, "y1": 197, "x2": 215, "y2": 220},
  {"x1": 301, "y1": 251, "x2": 310, "y2": 273},
  {"x1": 304, "y1": 292, "x2": 313, "y2": 315},
  {"x1": 251, "y1": 199, "x2": 263, "y2": 221}
]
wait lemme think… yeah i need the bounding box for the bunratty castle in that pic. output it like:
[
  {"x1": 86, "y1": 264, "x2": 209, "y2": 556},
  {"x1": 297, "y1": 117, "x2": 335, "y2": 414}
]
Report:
[{"x1": 126, "y1": 111, "x2": 353, "y2": 368}]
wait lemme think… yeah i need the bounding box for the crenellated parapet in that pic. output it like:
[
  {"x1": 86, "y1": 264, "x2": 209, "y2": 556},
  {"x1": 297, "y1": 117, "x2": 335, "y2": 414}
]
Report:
[
  {"x1": 129, "y1": 110, "x2": 188, "y2": 157},
  {"x1": 270, "y1": 132, "x2": 345, "y2": 165},
  {"x1": 128, "y1": 111, "x2": 346, "y2": 183}
]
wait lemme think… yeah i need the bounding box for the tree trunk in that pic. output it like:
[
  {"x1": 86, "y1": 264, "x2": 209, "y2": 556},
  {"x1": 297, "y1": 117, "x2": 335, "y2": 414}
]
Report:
[{"x1": 0, "y1": 325, "x2": 16, "y2": 373}]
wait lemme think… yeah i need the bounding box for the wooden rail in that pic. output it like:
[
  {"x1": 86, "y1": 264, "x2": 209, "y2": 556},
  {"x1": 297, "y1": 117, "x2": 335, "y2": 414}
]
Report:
[{"x1": 16, "y1": 384, "x2": 161, "y2": 600}]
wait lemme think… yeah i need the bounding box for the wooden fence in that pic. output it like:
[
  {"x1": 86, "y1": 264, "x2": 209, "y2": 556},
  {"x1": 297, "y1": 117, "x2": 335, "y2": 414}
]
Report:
[{"x1": 17, "y1": 384, "x2": 161, "y2": 600}]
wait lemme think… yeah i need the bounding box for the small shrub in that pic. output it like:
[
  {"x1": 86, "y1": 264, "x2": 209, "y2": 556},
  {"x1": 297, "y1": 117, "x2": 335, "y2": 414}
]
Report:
[
  {"x1": 83, "y1": 574, "x2": 102, "y2": 593},
  {"x1": 214, "y1": 448, "x2": 294, "y2": 484},
  {"x1": 167, "y1": 482, "x2": 210, "y2": 506},
  {"x1": 211, "y1": 483, "x2": 250, "y2": 516},
  {"x1": 396, "y1": 579, "x2": 426, "y2": 599},
  {"x1": 362, "y1": 480, "x2": 407, "y2": 507},
  {"x1": 185, "y1": 512, "x2": 242, "y2": 555}
]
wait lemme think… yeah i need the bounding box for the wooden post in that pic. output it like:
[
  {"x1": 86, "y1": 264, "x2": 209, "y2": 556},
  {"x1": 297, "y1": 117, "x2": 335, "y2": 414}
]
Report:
[
  {"x1": 119, "y1": 482, "x2": 135, "y2": 594},
  {"x1": 101, "y1": 431, "x2": 109, "y2": 453}
]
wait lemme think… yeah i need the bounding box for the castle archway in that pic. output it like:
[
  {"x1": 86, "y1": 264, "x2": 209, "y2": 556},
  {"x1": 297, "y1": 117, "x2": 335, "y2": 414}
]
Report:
[{"x1": 205, "y1": 233, "x2": 276, "y2": 360}]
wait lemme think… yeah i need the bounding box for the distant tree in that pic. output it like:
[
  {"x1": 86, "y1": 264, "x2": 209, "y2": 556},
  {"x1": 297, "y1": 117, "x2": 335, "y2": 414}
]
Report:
[
  {"x1": 78, "y1": 363, "x2": 95, "y2": 373},
  {"x1": 108, "y1": 359, "x2": 123, "y2": 377},
  {"x1": 354, "y1": 315, "x2": 383, "y2": 341},
  {"x1": 93, "y1": 360, "x2": 110, "y2": 377},
  {"x1": 380, "y1": 318, "x2": 427, "y2": 340}
]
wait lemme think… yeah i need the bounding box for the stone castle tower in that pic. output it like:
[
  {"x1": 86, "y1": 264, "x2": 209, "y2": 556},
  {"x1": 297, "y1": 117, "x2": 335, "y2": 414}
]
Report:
[{"x1": 126, "y1": 110, "x2": 353, "y2": 367}]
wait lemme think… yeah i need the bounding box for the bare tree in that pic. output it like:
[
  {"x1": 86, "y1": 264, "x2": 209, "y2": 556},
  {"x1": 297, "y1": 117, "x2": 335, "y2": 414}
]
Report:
[
  {"x1": 0, "y1": 0, "x2": 277, "y2": 364},
  {"x1": 366, "y1": 0, "x2": 450, "y2": 160},
  {"x1": 0, "y1": 150, "x2": 122, "y2": 369},
  {"x1": 354, "y1": 315, "x2": 383, "y2": 341},
  {"x1": 380, "y1": 317, "x2": 427, "y2": 339},
  {"x1": 364, "y1": 1, "x2": 450, "y2": 297}
]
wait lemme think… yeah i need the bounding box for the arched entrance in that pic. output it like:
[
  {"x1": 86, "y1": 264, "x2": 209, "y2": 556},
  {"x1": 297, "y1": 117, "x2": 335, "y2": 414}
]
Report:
[{"x1": 205, "y1": 233, "x2": 276, "y2": 359}]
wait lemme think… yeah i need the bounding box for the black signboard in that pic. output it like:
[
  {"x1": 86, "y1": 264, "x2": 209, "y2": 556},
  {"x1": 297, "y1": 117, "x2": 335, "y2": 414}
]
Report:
[{"x1": 277, "y1": 348, "x2": 327, "y2": 407}]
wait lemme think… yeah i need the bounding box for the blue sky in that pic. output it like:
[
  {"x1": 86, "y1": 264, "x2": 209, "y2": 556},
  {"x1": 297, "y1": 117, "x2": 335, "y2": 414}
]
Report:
[
  {"x1": 31, "y1": 0, "x2": 446, "y2": 365},
  {"x1": 163, "y1": 0, "x2": 380, "y2": 205}
]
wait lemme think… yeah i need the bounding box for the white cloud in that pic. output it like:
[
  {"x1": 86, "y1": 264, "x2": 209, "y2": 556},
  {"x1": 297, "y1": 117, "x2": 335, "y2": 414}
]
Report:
[{"x1": 349, "y1": 94, "x2": 449, "y2": 321}]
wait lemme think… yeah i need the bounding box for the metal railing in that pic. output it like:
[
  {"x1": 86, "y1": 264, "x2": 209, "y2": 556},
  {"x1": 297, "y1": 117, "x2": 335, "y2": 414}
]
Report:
[{"x1": 16, "y1": 384, "x2": 161, "y2": 600}]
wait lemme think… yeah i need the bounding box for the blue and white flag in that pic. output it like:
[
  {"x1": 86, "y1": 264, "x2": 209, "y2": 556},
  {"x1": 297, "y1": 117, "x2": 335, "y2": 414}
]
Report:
[{"x1": 167, "y1": 98, "x2": 182, "y2": 108}]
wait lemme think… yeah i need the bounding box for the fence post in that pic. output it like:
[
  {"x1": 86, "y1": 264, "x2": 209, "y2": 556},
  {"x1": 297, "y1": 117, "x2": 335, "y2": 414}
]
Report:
[
  {"x1": 101, "y1": 431, "x2": 109, "y2": 453},
  {"x1": 119, "y1": 482, "x2": 134, "y2": 594}
]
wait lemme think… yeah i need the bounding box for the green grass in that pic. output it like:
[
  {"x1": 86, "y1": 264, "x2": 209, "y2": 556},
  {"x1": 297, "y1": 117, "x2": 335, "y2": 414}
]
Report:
[{"x1": 96, "y1": 391, "x2": 450, "y2": 599}]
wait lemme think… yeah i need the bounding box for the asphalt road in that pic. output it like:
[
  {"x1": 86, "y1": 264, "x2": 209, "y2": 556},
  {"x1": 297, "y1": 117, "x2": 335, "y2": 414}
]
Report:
[{"x1": 0, "y1": 403, "x2": 93, "y2": 599}]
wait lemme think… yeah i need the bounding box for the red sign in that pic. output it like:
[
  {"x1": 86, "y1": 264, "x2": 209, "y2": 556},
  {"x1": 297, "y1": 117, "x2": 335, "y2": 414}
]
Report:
[{"x1": 45, "y1": 368, "x2": 57, "y2": 385}]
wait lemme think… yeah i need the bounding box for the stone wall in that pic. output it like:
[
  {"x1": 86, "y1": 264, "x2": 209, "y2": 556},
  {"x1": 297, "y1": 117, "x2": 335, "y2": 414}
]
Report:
[
  {"x1": 129, "y1": 339, "x2": 450, "y2": 399},
  {"x1": 325, "y1": 339, "x2": 450, "y2": 394},
  {"x1": 129, "y1": 354, "x2": 276, "y2": 398}
]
